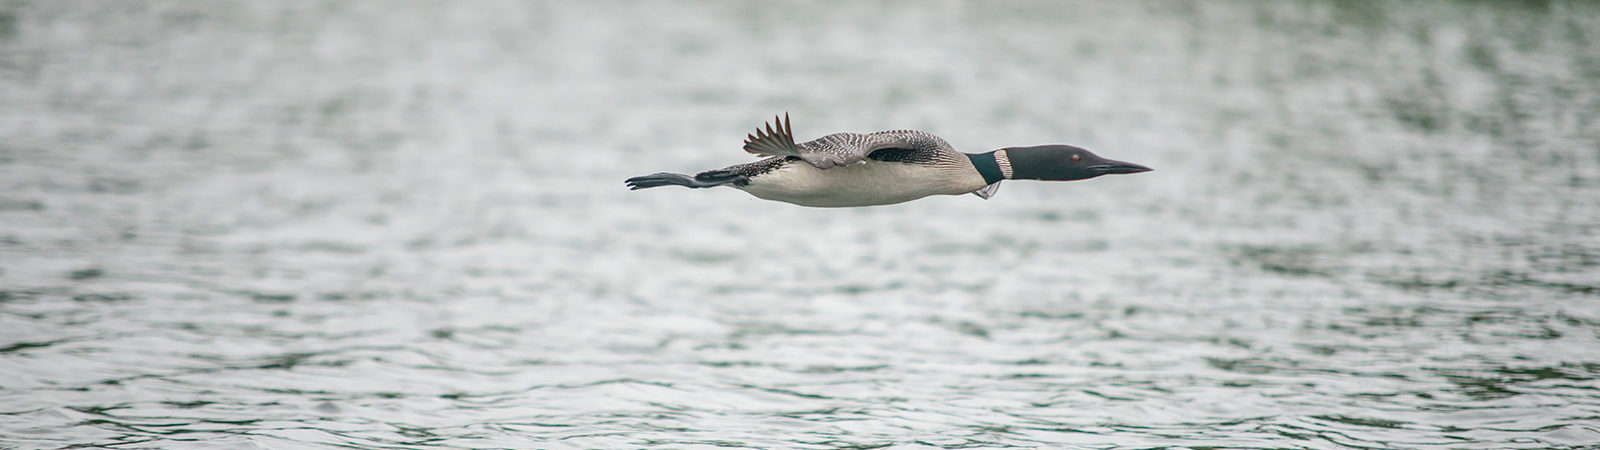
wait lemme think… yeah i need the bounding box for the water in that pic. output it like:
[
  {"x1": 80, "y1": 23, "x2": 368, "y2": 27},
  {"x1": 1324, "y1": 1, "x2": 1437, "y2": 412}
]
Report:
[{"x1": 2, "y1": 1, "x2": 1599, "y2": 448}]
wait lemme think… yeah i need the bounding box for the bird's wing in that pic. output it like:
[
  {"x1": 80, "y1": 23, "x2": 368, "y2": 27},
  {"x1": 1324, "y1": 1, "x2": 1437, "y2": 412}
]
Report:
[
  {"x1": 743, "y1": 115, "x2": 952, "y2": 170},
  {"x1": 972, "y1": 181, "x2": 1002, "y2": 199},
  {"x1": 742, "y1": 113, "x2": 803, "y2": 158},
  {"x1": 800, "y1": 129, "x2": 952, "y2": 169}
]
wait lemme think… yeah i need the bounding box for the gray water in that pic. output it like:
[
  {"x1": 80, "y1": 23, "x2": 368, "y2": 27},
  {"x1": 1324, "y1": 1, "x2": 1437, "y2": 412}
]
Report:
[{"x1": 3, "y1": 1, "x2": 1599, "y2": 448}]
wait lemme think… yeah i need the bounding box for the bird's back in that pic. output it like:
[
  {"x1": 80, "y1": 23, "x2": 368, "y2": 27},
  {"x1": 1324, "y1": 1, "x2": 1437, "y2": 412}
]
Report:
[{"x1": 735, "y1": 130, "x2": 986, "y2": 207}]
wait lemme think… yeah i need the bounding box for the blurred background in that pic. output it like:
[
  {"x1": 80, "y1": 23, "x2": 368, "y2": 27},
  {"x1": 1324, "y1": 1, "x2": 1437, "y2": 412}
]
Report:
[{"x1": 2, "y1": 1, "x2": 1598, "y2": 448}]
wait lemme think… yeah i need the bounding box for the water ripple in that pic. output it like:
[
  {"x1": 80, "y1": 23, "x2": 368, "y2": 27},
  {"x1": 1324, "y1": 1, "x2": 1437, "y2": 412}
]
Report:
[{"x1": 4, "y1": 1, "x2": 1600, "y2": 448}]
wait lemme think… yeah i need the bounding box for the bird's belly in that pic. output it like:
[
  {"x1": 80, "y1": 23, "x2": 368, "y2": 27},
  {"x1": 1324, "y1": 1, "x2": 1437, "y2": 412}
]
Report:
[{"x1": 737, "y1": 162, "x2": 980, "y2": 207}]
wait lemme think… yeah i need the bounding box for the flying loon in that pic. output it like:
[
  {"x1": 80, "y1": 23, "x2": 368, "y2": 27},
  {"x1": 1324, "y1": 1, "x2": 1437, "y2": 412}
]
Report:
[{"x1": 624, "y1": 114, "x2": 1151, "y2": 207}]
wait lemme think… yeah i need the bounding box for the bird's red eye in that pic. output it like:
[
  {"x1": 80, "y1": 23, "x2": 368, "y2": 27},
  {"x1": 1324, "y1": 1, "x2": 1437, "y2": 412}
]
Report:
[{"x1": 1071, "y1": 154, "x2": 1082, "y2": 162}]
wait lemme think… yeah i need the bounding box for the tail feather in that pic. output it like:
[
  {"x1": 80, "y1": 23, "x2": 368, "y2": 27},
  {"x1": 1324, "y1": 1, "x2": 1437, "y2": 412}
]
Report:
[{"x1": 625, "y1": 171, "x2": 745, "y2": 190}]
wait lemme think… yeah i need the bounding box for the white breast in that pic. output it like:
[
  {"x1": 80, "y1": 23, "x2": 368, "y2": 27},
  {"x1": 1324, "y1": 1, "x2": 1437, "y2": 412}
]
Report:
[{"x1": 736, "y1": 160, "x2": 987, "y2": 207}]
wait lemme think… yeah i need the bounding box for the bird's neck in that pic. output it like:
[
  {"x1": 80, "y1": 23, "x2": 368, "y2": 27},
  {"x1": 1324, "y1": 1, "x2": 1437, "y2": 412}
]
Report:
[{"x1": 965, "y1": 150, "x2": 1013, "y2": 184}]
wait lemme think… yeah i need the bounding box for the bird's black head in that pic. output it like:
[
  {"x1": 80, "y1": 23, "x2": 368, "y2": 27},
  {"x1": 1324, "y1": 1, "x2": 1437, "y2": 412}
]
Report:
[{"x1": 1001, "y1": 145, "x2": 1152, "y2": 181}]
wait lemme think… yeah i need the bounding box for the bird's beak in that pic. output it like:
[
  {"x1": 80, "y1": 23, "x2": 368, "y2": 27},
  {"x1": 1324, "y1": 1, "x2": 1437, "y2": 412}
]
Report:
[{"x1": 1088, "y1": 159, "x2": 1153, "y2": 175}]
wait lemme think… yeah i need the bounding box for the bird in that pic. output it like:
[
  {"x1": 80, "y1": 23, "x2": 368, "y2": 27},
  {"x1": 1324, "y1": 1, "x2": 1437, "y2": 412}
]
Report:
[{"x1": 624, "y1": 114, "x2": 1151, "y2": 207}]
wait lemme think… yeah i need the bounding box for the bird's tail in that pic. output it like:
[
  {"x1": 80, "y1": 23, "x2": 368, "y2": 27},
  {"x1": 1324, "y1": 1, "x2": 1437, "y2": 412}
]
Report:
[{"x1": 625, "y1": 170, "x2": 745, "y2": 190}]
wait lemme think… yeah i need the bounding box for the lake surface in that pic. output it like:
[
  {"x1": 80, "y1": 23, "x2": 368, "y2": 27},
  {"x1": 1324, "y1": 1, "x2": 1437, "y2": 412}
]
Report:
[{"x1": 3, "y1": 1, "x2": 1599, "y2": 448}]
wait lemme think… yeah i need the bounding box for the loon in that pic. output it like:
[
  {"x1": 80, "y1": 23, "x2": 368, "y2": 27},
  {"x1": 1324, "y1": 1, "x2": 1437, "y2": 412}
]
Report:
[{"x1": 624, "y1": 114, "x2": 1151, "y2": 207}]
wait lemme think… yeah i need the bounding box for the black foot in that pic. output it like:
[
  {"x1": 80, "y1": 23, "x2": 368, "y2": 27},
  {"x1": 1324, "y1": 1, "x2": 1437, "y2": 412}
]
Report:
[
  {"x1": 626, "y1": 171, "x2": 748, "y2": 190},
  {"x1": 625, "y1": 172, "x2": 697, "y2": 190}
]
